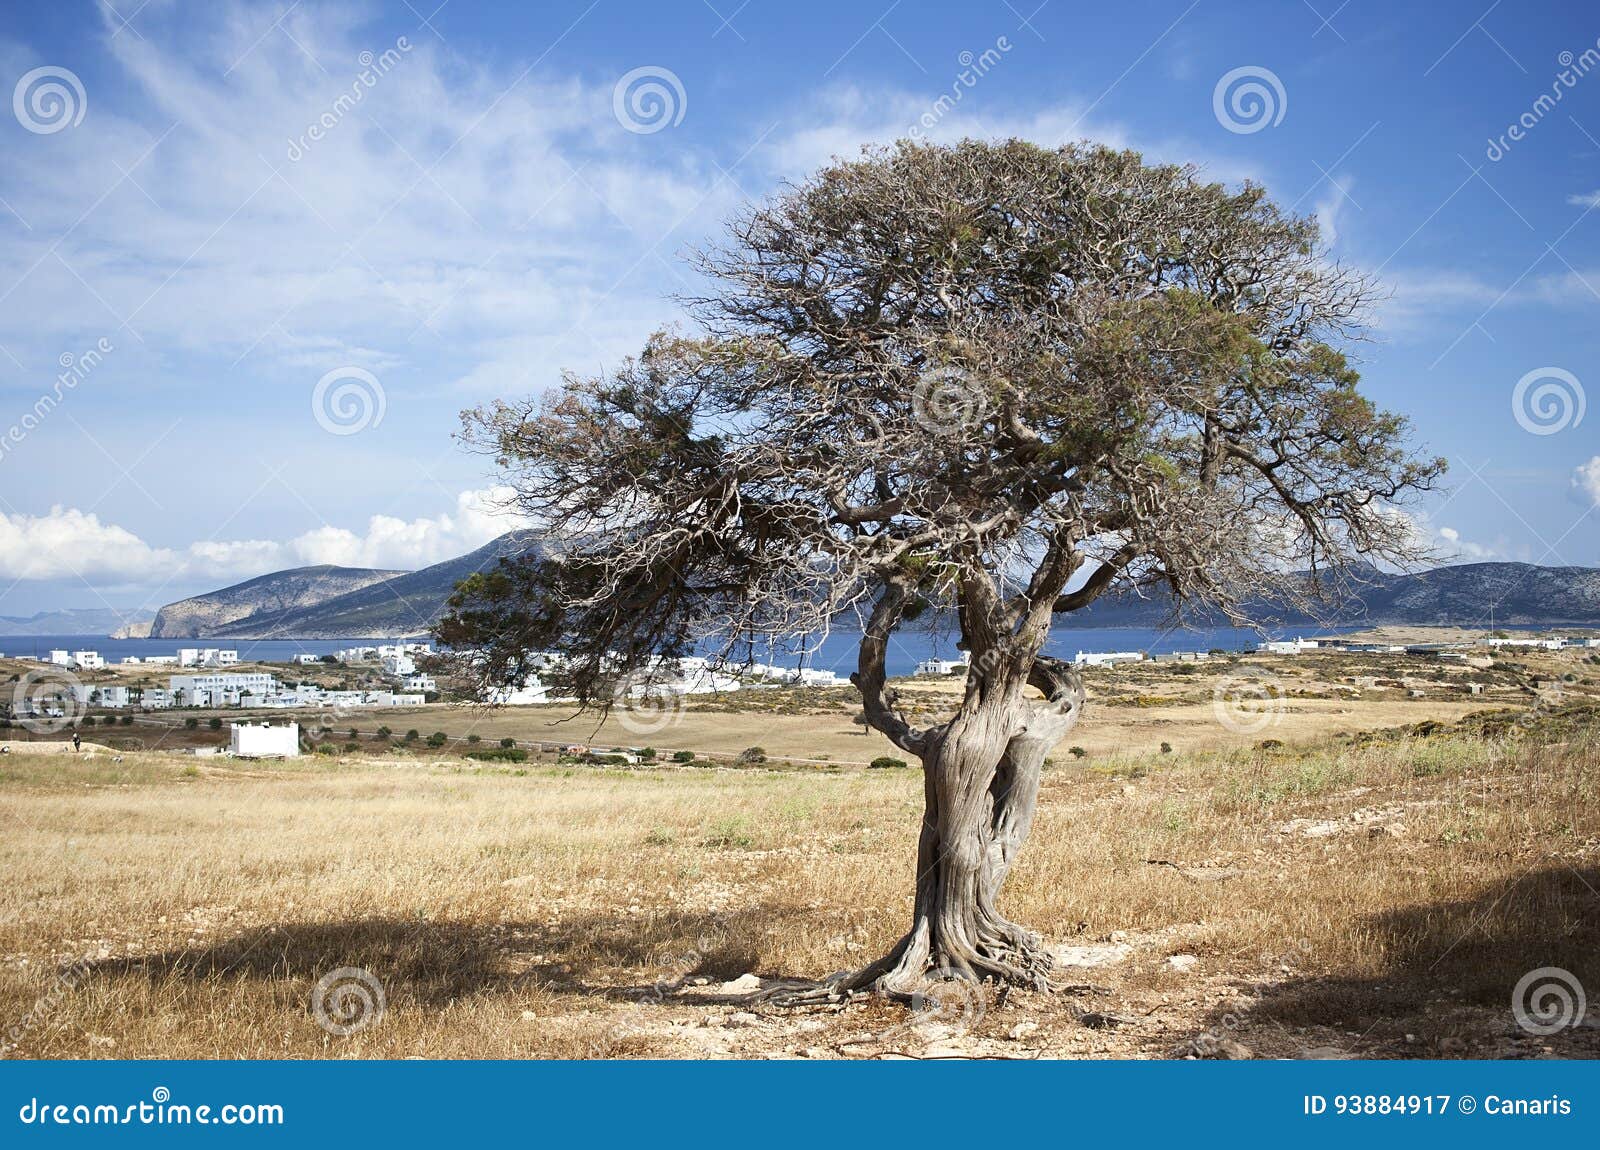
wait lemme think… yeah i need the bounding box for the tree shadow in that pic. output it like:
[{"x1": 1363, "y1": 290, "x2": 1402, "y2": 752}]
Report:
[
  {"x1": 83, "y1": 906, "x2": 808, "y2": 1008},
  {"x1": 1186, "y1": 865, "x2": 1600, "y2": 1059}
]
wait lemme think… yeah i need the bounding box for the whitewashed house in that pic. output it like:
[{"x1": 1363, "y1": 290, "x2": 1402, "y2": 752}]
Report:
[
  {"x1": 915, "y1": 654, "x2": 970, "y2": 676},
  {"x1": 47, "y1": 649, "x2": 70, "y2": 666},
  {"x1": 1073, "y1": 650, "x2": 1145, "y2": 667},
  {"x1": 1259, "y1": 638, "x2": 1318, "y2": 655},
  {"x1": 70, "y1": 650, "x2": 105, "y2": 670},
  {"x1": 230, "y1": 721, "x2": 300, "y2": 758}
]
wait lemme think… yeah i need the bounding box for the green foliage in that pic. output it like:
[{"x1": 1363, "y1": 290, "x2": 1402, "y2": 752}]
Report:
[
  {"x1": 465, "y1": 747, "x2": 528, "y2": 763},
  {"x1": 671, "y1": 749, "x2": 695, "y2": 763},
  {"x1": 426, "y1": 731, "x2": 448, "y2": 747},
  {"x1": 735, "y1": 746, "x2": 767, "y2": 766},
  {"x1": 499, "y1": 737, "x2": 517, "y2": 749},
  {"x1": 868, "y1": 755, "x2": 909, "y2": 770}
]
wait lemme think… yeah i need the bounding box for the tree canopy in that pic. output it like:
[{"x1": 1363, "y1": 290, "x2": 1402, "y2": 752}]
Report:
[{"x1": 440, "y1": 139, "x2": 1445, "y2": 996}]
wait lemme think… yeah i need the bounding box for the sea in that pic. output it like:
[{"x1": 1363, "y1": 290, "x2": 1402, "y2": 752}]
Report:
[{"x1": 0, "y1": 624, "x2": 1348, "y2": 679}]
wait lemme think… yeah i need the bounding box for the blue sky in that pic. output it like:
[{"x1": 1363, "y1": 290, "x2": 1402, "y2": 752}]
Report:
[{"x1": 0, "y1": 0, "x2": 1596, "y2": 616}]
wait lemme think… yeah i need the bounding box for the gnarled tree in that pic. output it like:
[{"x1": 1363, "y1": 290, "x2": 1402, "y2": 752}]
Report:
[{"x1": 440, "y1": 140, "x2": 1444, "y2": 1001}]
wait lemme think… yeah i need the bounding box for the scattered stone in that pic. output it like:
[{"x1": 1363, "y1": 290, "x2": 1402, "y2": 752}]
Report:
[
  {"x1": 724, "y1": 1011, "x2": 762, "y2": 1028},
  {"x1": 87, "y1": 1035, "x2": 115, "y2": 1049},
  {"x1": 719, "y1": 973, "x2": 762, "y2": 994},
  {"x1": 1298, "y1": 1045, "x2": 1354, "y2": 1060},
  {"x1": 1007, "y1": 1021, "x2": 1039, "y2": 1041},
  {"x1": 1054, "y1": 942, "x2": 1132, "y2": 968},
  {"x1": 1077, "y1": 1011, "x2": 1136, "y2": 1030},
  {"x1": 1166, "y1": 954, "x2": 1200, "y2": 973},
  {"x1": 1207, "y1": 1038, "x2": 1252, "y2": 1060},
  {"x1": 519, "y1": 1010, "x2": 538, "y2": 1022}
]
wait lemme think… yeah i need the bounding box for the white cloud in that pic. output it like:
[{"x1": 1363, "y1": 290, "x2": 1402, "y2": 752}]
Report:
[
  {"x1": 1574, "y1": 456, "x2": 1600, "y2": 507},
  {"x1": 1436, "y1": 525, "x2": 1499, "y2": 561},
  {"x1": 0, "y1": 487, "x2": 529, "y2": 586},
  {"x1": 1313, "y1": 176, "x2": 1353, "y2": 247},
  {"x1": 1568, "y1": 190, "x2": 1600, "y2": 208}
]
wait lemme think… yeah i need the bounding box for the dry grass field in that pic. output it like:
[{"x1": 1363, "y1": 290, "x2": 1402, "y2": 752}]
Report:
[{"x1": 3, "y1": 690, "x2": 1599, "y2": 1060}]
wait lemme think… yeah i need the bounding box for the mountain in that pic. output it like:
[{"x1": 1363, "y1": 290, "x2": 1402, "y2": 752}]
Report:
[
  {"x1": 1063, "y1": 562, "x2": 1600, "y2": 628},
  {"x1": 0, "y1": 607, "x2": 155, "y2": 637},
  {"x1": 198, "y1": 531, "x2": 541, "y2": 639},
  {"x1": 147, "y1": 542, "x2": 1600, "y2": 641},
  {"x1": 149, "y1": 565, "x2": 405, "y2": 638}
]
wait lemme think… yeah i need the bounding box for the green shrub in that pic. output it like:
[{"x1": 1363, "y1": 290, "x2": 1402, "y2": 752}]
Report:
[
  {"x1": 1068, "y1": 746, "x2": 1088, "y2": 759},
  {"x1": 499, "y1": 737, "x2": 517, "y2": 749},
  {"x1": 404, "y1": 729, "x2": 420, "y2": 742},
  {"x1": 735, "y1": 746, "x2": 767, "y2": 766},
  {"x1": 426, "y1": 731, "x2": 448, "y2": 748},
  {"x1": 120, "y1": 715, "x2": 133, "y2": 726},
  {"x1": 315, "y1": 743, "x2": 337, "y2": 755},
  {"x1": 208, "y1": 717, "x2": 223, "y2": 730},
  {"x1": 184, "y1": 717, "x2": 199, "y2": 729},
  {"x1": 465, "y1": 747, "x2": 528, "y2": 763},
  {"x1": 671, "y1": 749, "x2": 695, "y2": 763},
  {"x1": 868, "y1": 755, "x2": 908, "y2": 770},
  {"x1": 467, "y1": 733, "x2": 481, "y2": 744}
]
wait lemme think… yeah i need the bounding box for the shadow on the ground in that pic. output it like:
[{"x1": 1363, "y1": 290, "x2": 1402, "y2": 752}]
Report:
[
  {"x1": 1184, "y1": 864, "x2": 1600, "y2": 1059},
  {"x1": 85, "y1": 906, "x2": 811, "y2": 1007}
]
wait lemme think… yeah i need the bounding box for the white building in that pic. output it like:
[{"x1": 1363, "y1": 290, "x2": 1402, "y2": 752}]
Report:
[
  {"x1": 230, "y1": 721, "x2": 300, "y2": 758},
  {"x1": 87, "y1": 685, "x2": 130, "y2": 708},
  {"x1": 47, "y1": 649, "x2": 70, "y2": 666},
  {"x1": 169, "y1": 672, "x2": 280, "y2": 705},
  {"x1": 70, "y1": 650, "x2": 105, "y2": 670},
  {"x1": 484, "y1": 677, "x2": 550, "y2": 706},
  {"x1": 915, "y1": 654, "x2": 970, "y2": 676},
  {"x1": 381, "y1": 652, "x2": 417, "y2": 676},
  {"x1": 401, "y1": 673, "x2": 436, "y2": 693},
  {"x1": 142, "y1": 655, "x2": 178, "y2": 666},
  {"x1": 1477, "y1": 637, "x2": 1566, "y2": 650},
  {"x1": 1259, "y1": 638, "x2": 1318, "y2": 655},
  {"x1": 1073, "y1": 650, "x2": 1145, "y2": 667},
  {"x1": 293, "y1": 653, "x2": 322, "y2": 665}
]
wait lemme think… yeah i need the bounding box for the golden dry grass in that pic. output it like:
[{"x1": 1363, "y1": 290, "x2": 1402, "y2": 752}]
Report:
[{"x1": 2, "y1": 702, "x2": 1598, "y2": 1060}]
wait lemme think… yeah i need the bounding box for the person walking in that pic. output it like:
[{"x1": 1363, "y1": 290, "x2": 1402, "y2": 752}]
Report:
[{"x1": 71, "y1": 730, "x2": 81, "y2": 752}]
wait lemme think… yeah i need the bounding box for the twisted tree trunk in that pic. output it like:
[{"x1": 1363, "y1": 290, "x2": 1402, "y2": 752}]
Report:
[{"x1": 809, "y1": 652, "x2": 1085, "y2": 1000}]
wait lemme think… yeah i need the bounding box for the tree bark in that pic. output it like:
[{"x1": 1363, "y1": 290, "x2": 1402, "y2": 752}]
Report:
[{"x1": 797, "y1": 656, "x2": 1085, "y2": 1002}]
